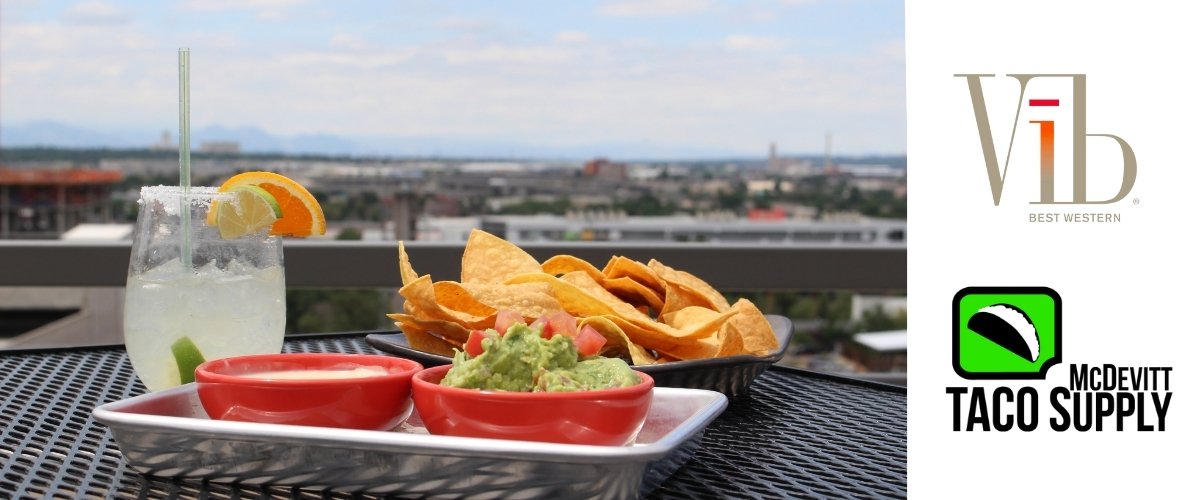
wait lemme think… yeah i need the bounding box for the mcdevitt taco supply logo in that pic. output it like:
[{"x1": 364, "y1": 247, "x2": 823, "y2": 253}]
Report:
[
  {"x1": 947, "y1": 287, "x2": 1172, "y2": 432},
  {"x1": 956, "y1": 74, "x2": 1137, "y2": 224}
]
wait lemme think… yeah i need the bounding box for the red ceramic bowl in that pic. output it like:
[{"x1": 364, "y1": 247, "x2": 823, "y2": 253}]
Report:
[
  {"x1": 195, "y1": 353, "x2": 423, "y2": 430},
  {"x1": 411, "y1": 364, "x2": 654, "y2": 446}
]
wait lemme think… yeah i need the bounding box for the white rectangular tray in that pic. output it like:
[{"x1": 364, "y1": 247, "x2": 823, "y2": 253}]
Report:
[{"x1": 93, "y1": 384, "x2": 728, "y2": 499}]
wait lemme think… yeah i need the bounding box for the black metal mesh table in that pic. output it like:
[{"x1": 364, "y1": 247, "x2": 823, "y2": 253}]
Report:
[{"x1": 1, "y1": 334, "x2": 907, "y2": 499}]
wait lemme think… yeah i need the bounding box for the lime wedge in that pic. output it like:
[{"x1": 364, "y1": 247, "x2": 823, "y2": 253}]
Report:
[
  {"x1": 171, "y1": 336, "x2": 206, "y2": 385},
  {"x1": 214, "y1": 185, "x2": 281, "y2": 239}
]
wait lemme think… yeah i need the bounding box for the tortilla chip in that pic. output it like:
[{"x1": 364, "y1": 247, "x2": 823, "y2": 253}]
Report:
[
  {"x1": 505, "y1": 272, "x2": 624, "y2": 318},
  {"x1": 599, "y1": 314, "x2": 720, "y2": 360},
  {"x1": 659, "y1": 282, "x2": 717, "y2": 316},
  {"x1": 393, "y1": 321, "x2": 461, "y2": 357},
  {"x1": 601, "y1": 277, "x2": 665, "y2": 312},
  {"x1": 577, "y1": 316, "x2": 657, "y2": 366},
  {"x1": 648, "y1": 259, "x2": 730, "y2": 311},
  {"x1": 433, "y1": 281, "x2": 498, "y2": 317},
  {"x1": 398, "y1": 275, "x2": 495, "y2": 330},
  {"x1": 726, "y1": 299, "x2": 779, "y2": 355},
  {"x1": 661, "y1": 306, "x2": 723, "y2": 330},
  {"x1": 603, "y1": 256, "x2": 666, "y2": 295},
  {"x1": 715, "y1": 320, "x2": 747, "y2": 357},
  {"x1": 557, "y1": 271, "x2": 651, "y2": 321},
  {"x1": 672, "y1": 324, "x2": 742, "y2": 359},
  {"x1": 652, "y1": 306, "x2": 739, "y2": 342},
  {"x1": 398, "y1": 241, "x2": 419, "y2": 287},
  {"x1": 542, "y1": 255, "x2": 606, "y2": 283},
  {"x1": 459, "y1": 282, "x2": 563, "y2": 319},
  {"x1": 461, "y1": 229, "x2": 543, "y2": 284},
  {"x1": 387, "y1": 312, "x2": 473, "y2": 344}
]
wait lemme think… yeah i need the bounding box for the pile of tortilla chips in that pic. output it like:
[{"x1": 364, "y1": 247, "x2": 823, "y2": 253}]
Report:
[{"x1": 387, "y1": 229, "x2": 779, "y2": 365}]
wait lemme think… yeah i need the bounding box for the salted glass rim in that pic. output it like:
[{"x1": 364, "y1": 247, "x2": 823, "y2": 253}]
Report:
[
  {"x1": 138, "y1": 185, "x2": 224, "y2": 201},
  {"x1": 137, "y1": 185, "x2": 233, "y2": 212}
]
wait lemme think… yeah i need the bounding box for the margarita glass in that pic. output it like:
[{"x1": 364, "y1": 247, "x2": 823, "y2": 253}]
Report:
[{"x1": 123, "y1": 186, "x2": 285, "y2": 391}]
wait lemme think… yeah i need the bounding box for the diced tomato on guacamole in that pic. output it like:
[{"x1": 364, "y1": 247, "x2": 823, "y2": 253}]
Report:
[{"x1": 441, "y1": 313, "x2": 640, "y2": 392}]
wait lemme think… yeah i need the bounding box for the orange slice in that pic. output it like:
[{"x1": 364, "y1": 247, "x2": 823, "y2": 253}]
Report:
[{"x1": 215, "y1": 171, "x2": 326, "y2": 237}]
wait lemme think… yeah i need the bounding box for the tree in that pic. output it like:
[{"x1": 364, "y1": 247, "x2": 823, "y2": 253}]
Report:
[
  {"x1": 716, "y1": 181, "x2": 748, "y2": 212},
  {"x1": 859, "y1": 305, "x2": 907, "y2": 332},
  {"x1": 618, "y1": 193, "x2": 678, "y2": 215},
  {"x1": 286, "y1": 289, "x2": 389, "y2": 334}
]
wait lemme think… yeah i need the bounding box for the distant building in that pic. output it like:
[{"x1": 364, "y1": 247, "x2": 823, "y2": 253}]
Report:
[
  {"x1": 583, "y1": 158, "x2": 627, "y2": 181},
  {"x1": 0, "y1": 168, "x2": 123, "y2": 239},
  {"x1": 837, "y1": 163, "x2": 904, "y2": 178},
  {"x1": 851, "y1": 295, "x2": 908, "y2": 323},
  {"x1": 417, "y1": 214, "x2": 906, "y2": 245},
  {"x1": 746, "y1": 207, "x2": 787, "y2": 220},
  {"x1": 150, "y1": 130, "x2": 175, "y2": 151},
  {"x1": 761, "y1": 143, "x2": 822, "y2": 178},
  {"x1": 842, "y1": 330, "x2": 907, "y2": 373},
  {"x1": 841, "y1": 163, "x2": 907, "y2": 194},
  {"x1": 768, "y1": 142, "x2": 781, "y2": 173},
  {"x1": 824, "y1": 131, "x2": 835, "y2": 174},
  {"x1": 415, "y1": 217, "x2": 482, "y2": 243},
  {"x1": 747, "y1": 179, "x2": 793, "y2": 195},
  {"x1": 198, "y1": 141, "x2": 241, "y2": 154}
]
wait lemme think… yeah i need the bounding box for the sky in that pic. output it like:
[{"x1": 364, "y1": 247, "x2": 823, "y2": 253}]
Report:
[{"x1": 0, "y1": 0, "x2": 905, "y2": 158}]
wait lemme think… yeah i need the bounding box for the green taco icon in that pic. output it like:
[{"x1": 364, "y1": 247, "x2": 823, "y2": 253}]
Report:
[
  {"x1": 966, "y1": 304, "x2": 1039, "y2": 362},
  {"x1": 953, "y1": 287, "x2": 1060, "y2": 380}
]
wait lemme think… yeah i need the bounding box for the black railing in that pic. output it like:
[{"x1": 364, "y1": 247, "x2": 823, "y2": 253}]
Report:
[{"x1": 0, "y1": 240, "x2": 906, "y2": 291}]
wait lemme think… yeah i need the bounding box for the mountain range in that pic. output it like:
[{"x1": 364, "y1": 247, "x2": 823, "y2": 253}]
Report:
[{"x1": 0, "y1": 121, "x2": 756, "y2": 160}]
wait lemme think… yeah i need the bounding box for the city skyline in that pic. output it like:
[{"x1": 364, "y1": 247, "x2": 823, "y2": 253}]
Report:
[{"x1": 0, "y1": 0, "x2": 906, "y2": 158}]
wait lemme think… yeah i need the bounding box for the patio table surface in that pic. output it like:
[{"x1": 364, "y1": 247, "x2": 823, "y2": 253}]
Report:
[{"x1": 0, "y1": 332, "x2": 907, "y2": 499}]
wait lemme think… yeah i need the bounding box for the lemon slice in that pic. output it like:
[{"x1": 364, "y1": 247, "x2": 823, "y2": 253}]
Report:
[
  {"x1": 214, "y1": 185, "x2": 281, "y2": 239},
  {"x1": 171, "y1": 336, "x2": 206, "y2": 385}
]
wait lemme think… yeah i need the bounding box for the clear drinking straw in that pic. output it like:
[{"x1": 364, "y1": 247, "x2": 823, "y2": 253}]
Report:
[{"x1": 178, "y1": 48, "x2": 192, "y2": 270}]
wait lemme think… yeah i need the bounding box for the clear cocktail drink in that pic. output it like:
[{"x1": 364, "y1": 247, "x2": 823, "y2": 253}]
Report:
[{"x1": 123, "y1": 186, "x2": 285, "y2": 391}]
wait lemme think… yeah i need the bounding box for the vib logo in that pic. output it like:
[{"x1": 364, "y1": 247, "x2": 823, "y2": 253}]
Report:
[{"x1": 955, "y1": 74, "x2": 1137, "y2": 206}]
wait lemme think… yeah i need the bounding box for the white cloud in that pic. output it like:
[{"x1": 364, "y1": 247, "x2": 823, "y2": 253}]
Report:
[
  {"x1": 736, "y1": 7, "x2": 779, "y2": 23},
  {"x1": 876, "y1": 38, "x2": 906, "y2": 61},
  {"x1": 63, "y1": 1, "x2": 130, "y2": 26},
  {"x1": 555, "y1": 31, "x2": 590, "y2": 44},
  {"x1": 279, "y1": 49, "x2": 416, "y2": 69},
  {"x1": 724, "y1": 35, "x2": 785, "y2": 51},
  {"x1": 179, "y1": 0, "x2": 305, "y2": 10},
  {"x1": 440, "y1": 44, "x2": 575, "y2": 65},
  {"x1": 437, "y1": 16, "x2": 491, "y2": 31},
  {"x1": 2, "y1": 19, "x2": 153, "y2": 53},
  {"x1": 178, "y1": 0, "x2": 307, "y2": 20},
  {"x1": 598, "y1": 0, "x2": 712, "y2": 18},
  {"x1": 330, "y1": 33, "x2": 370, "y2": 50}
]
